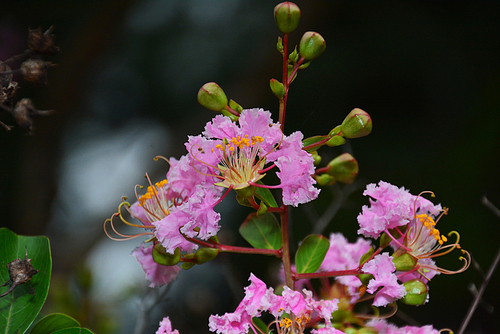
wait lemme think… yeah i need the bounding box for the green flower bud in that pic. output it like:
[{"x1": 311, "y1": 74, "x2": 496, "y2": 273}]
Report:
[
  {"x1": 274, "y1": 2, "x2": 301, "y2": 33},
  {"x1": 326, "y1": 135, "x2": 346, "y2": 147},
  {"x1": 328, "y1": 125, "x2": 342, "y2": 137},
  {"x1": 341, "y1": 108, "x2": 372, "y2": 138},
  {"x1": 327, "y1": 153, "x2": 359, "y2": 184},
  {"x1": 152, "y1": 244, "x2": 181, "y2": 266},
  {"x1": 392, "y1": 251, "x2": 418, "y2": 271},
  {"x1": 194, "y1": 248, "x2": 219, "y2": 265},
  {"x1": 359, "y1": 328, "x2": 379, "y2": 334},
  {"x1": 257, "y1": 201, "x2": 268, "y2": 216},
  {"x1": 299, "y1": 31, "x2": 326, "y2": 60},
  {"x1": 197, "y1": 82, "x2": 228, "y2": 111},
  {"x1": 270, "y1": 79, "x2": 285, "y2": 99},
  {"x1": 401, "y1": 279, "x2": 428, "y2": 305},
  {"x1": 316, "y1": 174, "x2": 336, "y2": 186},
  {"x1": 229, "y1": 99, "x2": 243, "y2": 113},
  {"x1": 311, "y1": 151, "x2": 322, "y2": 165}
]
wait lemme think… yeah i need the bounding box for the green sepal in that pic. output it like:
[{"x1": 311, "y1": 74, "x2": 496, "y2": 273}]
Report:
[
  {"x1": 30, "y1": 313, "x2": 80, "y2": 334},
  {"x1": 326, "y1": 135, "x2": 346, "y2": 147},
  {"x1": 239, "y1": 213, "x2": 282, "y2": 251},
  {"x1": 287, "y1": 64, "x2": 298, "y2": 84},
  {"x1": 329, "y1": 125, "x2": 342, "y2": 137},
  {"x1": 359, "y1": 246, "x2": 375, "y2": 266},
  {"x1": 288, "y1": 46, "x2": 298, "y2": 63},
  {"x1": 194, "y1": 248, "x2": 219, "y2": 265},
  {"x1": 379, "y1": 232, "x2": 392, "y2": 249},
  {"x1": 181, "y1": 262, "x2": 195, "y2": 270},
  {"x1": 257, "y1": 201, "x2": 268, "y2": 216},
  {"x1": 236, "y1": 194, "x2": 253, "y2": 208},
  {"x1": 152, "y1": 244, "x2": 180, "y2": 266},
  {"x1": 299, "y1": 61, "x2": 311, "y2": 69},
  {"x1": 270, "y1": 79, "x2": 285, "y2": 99},
  {"x1": 254, "y1": 182, "x2": 278, "y2": 208},
  {"x1": 295, "y1": 234, "x2": 330, "y2": 274},
  {"x1": 276, "y1": 37, "x2": 284, "y2": 54},
  {"x1": 326, "y1": 153, "x2": 359, "y2": 184},
  {"x1": 229, "y1": 99, "x2": 243, "y2": 113},
  {"x1": 209, "y1": 235, "x2": 219, "y2": 244},
  {"x1": 221, "y1": 108, "x2": 239, "y2": 122},
  {"x1": 0, "y1": 228, "x2": 51, "y2": 334},
  {"x1": 302, "y1": 135, "x2": 327, "y2": 151}
]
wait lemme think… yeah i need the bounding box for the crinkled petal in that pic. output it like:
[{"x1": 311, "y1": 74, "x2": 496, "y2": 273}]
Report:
[{"x1": 132, "y1": 244, "x2": 180, "y2": 288}]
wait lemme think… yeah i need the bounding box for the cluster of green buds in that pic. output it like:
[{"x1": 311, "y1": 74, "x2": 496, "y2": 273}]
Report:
[{"x1": 303, "y1": 108, "x2": 372, "y2": 186}]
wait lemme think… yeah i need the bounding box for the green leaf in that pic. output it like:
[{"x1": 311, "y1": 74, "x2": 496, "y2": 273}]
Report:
[
  {"x1": 0, "y1": 228, "x2": 51, "y2": 334},
  {"x1": 51, "y1": 328, "x2": 94, "y2": 334},
  {"x1": 295, "y1": 234, "x2": 330, "y2": 274},
  {"x1": 30, "y1": 314, "x2": 80, "y2": 334},
  {"x1": 254, "y1": 183, "x2": 278, "y2": 208},
  {"x1": 248, "y1": 317, "x2": 272, "y2": 334},
  {"x1": 239, "y1": 213, "x2": 282, "y2": 250}
]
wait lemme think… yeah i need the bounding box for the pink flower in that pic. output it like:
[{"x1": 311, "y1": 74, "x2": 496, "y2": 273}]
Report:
[
  {"x1": 209, "y1": 273, "x2": 338, "y2": 334},
  {"x1": 366, "y1": 319, "x2": 439, "y2": 334},
  {"x1": 156, "y1": 317, "x2": 180, "y2": 334},
  {"x1": 131, "y1": 244, "x2": 180, "y2": 288},
  {"x1": 319, "y1": 233, "x2": 372, "y2": 302},
  {"x1": 188, "y1": 108, "x2": 320, "y2": 206},
  {"x1": 362, "y1": 253, "x2": 406, "y2": 307}
]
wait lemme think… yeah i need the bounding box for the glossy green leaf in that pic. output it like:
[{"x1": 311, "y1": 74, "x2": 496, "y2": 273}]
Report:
[
  {"x1": 254, "y1": 183, "x2": 278, "y2": 208},
  {"x1": 51, "y1": 328, "x2": 94, "y2": 334},
  {"x1": 295, "y1": 234, "x2": 330, "y2": 274},
  {"x1": 239, "y1": 213, "x2": 282, "y2": 250},
  {"x1": 30, "y1": 313, "x2": 80, "y2": 334},
  {"x1": 0, "y1": 228, "x2": 51, "y2": 334}
]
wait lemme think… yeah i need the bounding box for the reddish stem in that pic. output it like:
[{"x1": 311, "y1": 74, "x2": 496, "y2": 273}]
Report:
[{"x1": 185, "y1": 236, "x2": 282, "y2": 257}]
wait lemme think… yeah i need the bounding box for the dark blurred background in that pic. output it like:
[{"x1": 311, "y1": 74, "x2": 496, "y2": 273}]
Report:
[{"x1": 1, "y1": 1, "x2": 499, "y2": 333}]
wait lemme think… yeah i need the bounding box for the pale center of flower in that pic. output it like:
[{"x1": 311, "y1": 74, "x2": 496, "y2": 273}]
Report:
[
  {"x1": 407, "y1": 213, "x2": 447, "y2": 256},
  {"x1": 211, "y1": 134, "x2": 266, "y2": 190},
  {"x1": 138, "y1": 179, "x2": 170, "y2": 222}
]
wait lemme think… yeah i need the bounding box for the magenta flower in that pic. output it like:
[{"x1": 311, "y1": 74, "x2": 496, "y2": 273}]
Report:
[
  {"x1": 156, "y1": 317, "x2": 180, "y2": 334},
  {"x1": 209, "y1": 273, "x2": 338, "y2": 334},
  {"x1": 366, "y1": 319, "x2": 440, "y2": 334},
  {"x1": 131, "y1": 244, "x2": 181, "y2": 288},
  {"x1": 362, "y1": 253, "x2": 406, "y2": 307},
  {"x1": 187, "y1": 108, "x2": 320, "y2": 206}
]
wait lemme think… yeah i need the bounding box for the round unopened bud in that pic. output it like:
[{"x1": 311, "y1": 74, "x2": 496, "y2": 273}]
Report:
[
  {"x1": 299, "y1": 31, "x2": 326, "y2": 60},
  {"x1": 326, "y1": 153, "x2": 359, "y2": 184},
  {"x1": 392, "y1": 251, "x2": 418, "y2": 271},
  {"x1": 401, "y1": 279, "x2": 428, "y2": 305},
  {"x1": 197, "y1": 82, "x2": 228, "y2": 111},
  {"x1": 311, "y1": 151, "x2": 322, "y2": 165},
  {"x1": 316, "y1": 174, "x2": 335, "y2": 186},
  {"x1": 274, "y1": 2, "x2": 301, "y2": 33},
  {"x1": 270, "y1": 79, "x2": 285, "y2": 99},
  {"x1": 194, "y1": 247, "x2": 219, "y2": 265},
  {"x1": 341, "y1": 108, "x2": 372, "y2": 138}
]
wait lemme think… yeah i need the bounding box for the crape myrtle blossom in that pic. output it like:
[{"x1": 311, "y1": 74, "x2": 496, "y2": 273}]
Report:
[
  {"x1": 362, "y1": 253, "x2": 406, "y2": 307},
  {"x1": 186, "y1": 108, "x2": 320, "y2": 207},
  {"x1": 357, "y1": 181, "x2": 470, "y2": 280},
  {"x1": 208, "y1": 273, "x2": 339, "y2": 334},
  {"x1": 366, "y1": 319, "x2": 441, "y2": 334},
  {"x1": 156, "y1": 317, "x2": 180, "y2": 334}
]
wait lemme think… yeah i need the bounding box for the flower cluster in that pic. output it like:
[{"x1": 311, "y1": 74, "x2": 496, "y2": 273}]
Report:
[{"x1": 209, "y1": 273, "x2": 339, "y2": 334}]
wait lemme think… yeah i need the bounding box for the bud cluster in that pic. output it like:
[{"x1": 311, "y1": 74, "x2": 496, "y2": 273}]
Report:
[{"x1": 0, "y1": 26, "x2": 59, "y2": 132}]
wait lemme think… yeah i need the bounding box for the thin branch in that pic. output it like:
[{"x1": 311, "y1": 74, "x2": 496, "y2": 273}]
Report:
[{"x1": 457, "y1": 196, "x2": 500, "y2": 334}]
